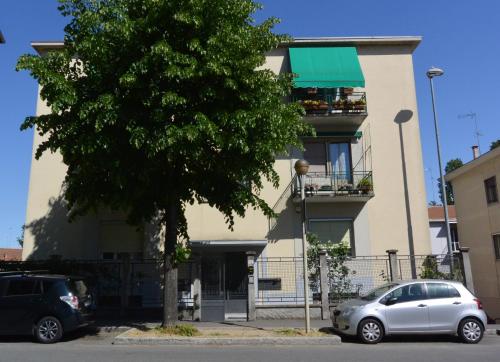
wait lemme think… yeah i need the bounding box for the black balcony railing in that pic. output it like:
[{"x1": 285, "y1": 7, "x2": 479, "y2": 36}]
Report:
[
  {"x1": 293, "y1": 171, "x2": 374, "y2": 198},
  {"x1": 292, "y1": 90, "x2": 367, "y2": 116}
]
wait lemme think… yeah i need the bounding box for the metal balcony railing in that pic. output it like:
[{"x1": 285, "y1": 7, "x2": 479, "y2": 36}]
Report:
[
  {"x1": 291, "y1": 91, "x2": 367, "y2": 116},
  {"x1": 293, "y1": 171, "x2": 374, "y2": 198}
]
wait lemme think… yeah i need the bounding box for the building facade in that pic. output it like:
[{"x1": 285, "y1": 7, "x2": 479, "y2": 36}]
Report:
[
  {"x1": 428, "y1": 206, "x2": 459, "y2": 255},
  {"x1": 23, "y1": 36, "x2": 431, "y2": 320},
  {"x1": 446, "y1": 147, "x2": 500, "y2": 321}
]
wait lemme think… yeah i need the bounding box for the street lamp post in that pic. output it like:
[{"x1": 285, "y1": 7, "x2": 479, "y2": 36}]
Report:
[
  {"x1": 294, "y1": 159, "x2": 310, "y2": 333},
  {"x1": 427, "y1": 67, "x2": 454, "y2": 271}
]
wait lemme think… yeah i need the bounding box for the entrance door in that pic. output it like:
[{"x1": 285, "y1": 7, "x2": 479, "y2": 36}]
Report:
[
  {"x1": 201, "y1": 256, "x2": 225, "y2": 321},
  {"x1": 200, "y1": 253, "x2": 248, "y2": 321},
  {"x1": 225, "y1": 253, "x2": 248, "y2": 320}
]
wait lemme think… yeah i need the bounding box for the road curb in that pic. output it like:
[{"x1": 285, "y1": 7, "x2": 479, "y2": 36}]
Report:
[
  {"x1": 485, "y1": 329, "x2": 500, "y2": 336},
  {"x1": 95, "y1": 326, "x2": 131, "y2": 333},
  {"x1": 112, "y1": 331, "x2": 342, "y2": 346}
]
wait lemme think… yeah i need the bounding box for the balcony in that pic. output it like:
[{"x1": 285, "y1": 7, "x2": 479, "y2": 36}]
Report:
[
  {"x1": 292, "y1": 171, "x2": 374, "y2": 203},
  {"x1": 291, "y1": 88, "x2": 367, "y2": 126}
]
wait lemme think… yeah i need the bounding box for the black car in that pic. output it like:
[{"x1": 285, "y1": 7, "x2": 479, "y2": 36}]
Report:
[{"x1": 0, "y1": 272, "x2": 95, "y2": 343}]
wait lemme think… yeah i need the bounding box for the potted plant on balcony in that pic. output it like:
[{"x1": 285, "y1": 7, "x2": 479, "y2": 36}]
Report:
[
  {"x1": 305, "y1": 183, "x2": 318, "y2": 196},
  {"x1": 302, "y1": 100, "x2": 328, "y2": 114},
  {"x1": 333, "y1": 99, "x2": 345, "y2": 111},
  {"x1": 353, "y1": 98, "x2": 366, "y2": 111},
  {"x1": 344, "y1": 99, "x2": 354, "y2": 111},
  {"x1": 343, "y1": 87, "x2": 354, "y2": 95},
  {"x1": 357, "y1": 177, "x2": 373, "y2": 194}
]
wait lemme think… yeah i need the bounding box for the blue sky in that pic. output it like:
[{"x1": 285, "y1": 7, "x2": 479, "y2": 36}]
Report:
[{"x1": 0, "y1": 0, "x2": 499, "y2": 248}]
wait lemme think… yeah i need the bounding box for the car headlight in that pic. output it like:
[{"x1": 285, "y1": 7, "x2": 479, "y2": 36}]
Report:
[{"x1": 343, "y1": 306, "x2": 363, "y2": 315}]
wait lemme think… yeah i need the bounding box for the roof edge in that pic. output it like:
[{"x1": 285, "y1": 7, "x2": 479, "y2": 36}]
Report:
[
  {"x1": 31, "y1": 41, "x2": 65, "y2": 54},
  {"x1": 445, "y1": 146, "x2": 500, "y2": 182},
  {"x1": 284, "y1": 36, "x2": 422, "y2": 52},
  {"x1": 31, "y1": 36, "x2": 423, "y2": 54}
]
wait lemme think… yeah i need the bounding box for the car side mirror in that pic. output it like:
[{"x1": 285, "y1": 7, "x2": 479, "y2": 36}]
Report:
[{"x1": 385, "y1": 297, "x2": 398, "y2": 306}]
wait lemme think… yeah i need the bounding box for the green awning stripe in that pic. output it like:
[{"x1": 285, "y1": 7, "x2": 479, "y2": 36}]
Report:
[{"x1": 289, "y1": 47, "x2": 365, "y2": 88}]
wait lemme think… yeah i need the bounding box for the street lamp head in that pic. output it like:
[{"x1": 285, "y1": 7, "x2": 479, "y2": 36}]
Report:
[
  {"x1": 427, "y1": 67, "x2": 444, "y2": 79},
  {"x1": 294, "y1": 159, "x2": 309, "y2": 176}
]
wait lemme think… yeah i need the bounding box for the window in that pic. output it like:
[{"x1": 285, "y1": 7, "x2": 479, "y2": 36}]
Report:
[
  {"x1": 361, "y1": 283, "x2": 398, "y2": 302},
  {"x1": 383, "y1": 283, "x2": 426, "y2": 304},
  {"x1": 493, "y1": 234, "x2": 500, "y2": 260},
  {"x1": 484, "y1": 176, "x2": 498, "y2": 204},
  {"x1": 426, "y1": 283, "x2": 461, "y2": 299},
  {"x1": 303, "y1": 141, "x2": 353, "y2": 176},
  {"x1": 303, "y1": 141, "x2": 327, "y2": 174},
  {"x1": 308, "y1": 219, "x2": 354, "y2": 253},
  {"x1": 5, "y1": 280, "x2": 40, "y2": 296},
  {"x1": 42, "y1": 280, "x2": 57, "y2": 294}
]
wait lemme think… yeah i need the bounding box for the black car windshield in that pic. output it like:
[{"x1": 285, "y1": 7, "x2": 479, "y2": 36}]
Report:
[{"x1": 360, "y1": 283, "x2": 398, "y2": 301}]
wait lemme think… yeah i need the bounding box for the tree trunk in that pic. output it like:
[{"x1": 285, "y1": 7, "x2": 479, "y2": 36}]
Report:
[{"x1": 162, "y1": 198, "x2": 179, "y2": 327}]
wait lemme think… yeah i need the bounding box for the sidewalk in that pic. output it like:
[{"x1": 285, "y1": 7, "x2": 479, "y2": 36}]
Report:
[{"x1": 94, "y1": 317, "x2": 499, "y2": 336}]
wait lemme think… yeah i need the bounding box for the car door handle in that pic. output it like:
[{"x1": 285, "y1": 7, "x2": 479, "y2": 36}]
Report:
[
  {"x1": 452, "y1": 301, "x2": 462, "y2": 305},
  {"x1": 417, "y1": 304, "x2": 427, "y2": 308}
]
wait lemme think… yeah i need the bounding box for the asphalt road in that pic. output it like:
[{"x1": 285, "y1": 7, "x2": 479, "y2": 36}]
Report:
[{"x1": 0, "y1": 330, "x2": 499, "y2": 362}]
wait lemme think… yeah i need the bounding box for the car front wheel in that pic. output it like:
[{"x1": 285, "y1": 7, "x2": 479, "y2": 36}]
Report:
[
  {"x1": 35, "y1": 316, "x2": 63, "y2": 344},
  {"x1": 458, "y1": 318, "x2": 484, "y2": 344},
  {"x1": 358, "y1": 318, "x2": 384, "y2": 344}
]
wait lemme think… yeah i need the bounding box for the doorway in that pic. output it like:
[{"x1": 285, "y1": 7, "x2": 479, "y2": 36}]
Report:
[{"x1": 200, "y1": 253, "x2": 248, "y2": 321}]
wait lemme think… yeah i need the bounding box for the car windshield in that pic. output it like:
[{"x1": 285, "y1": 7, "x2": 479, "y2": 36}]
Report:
[{"x1": 360, "y1": 283, "x2": 398, "y2": 301}]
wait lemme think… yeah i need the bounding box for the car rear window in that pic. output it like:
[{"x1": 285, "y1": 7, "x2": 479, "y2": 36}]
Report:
[
  {"x1": 68, "y1": 279, "x2": 88, "y2": 297},
  {"x1": 426, "y1": 283, "x2": 461, "y2": 299}
]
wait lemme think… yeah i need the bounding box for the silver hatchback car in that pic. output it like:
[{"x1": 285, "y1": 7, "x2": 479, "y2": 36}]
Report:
[{"x1": 332, "y1": 280, "x2": 487, "y2": 344}]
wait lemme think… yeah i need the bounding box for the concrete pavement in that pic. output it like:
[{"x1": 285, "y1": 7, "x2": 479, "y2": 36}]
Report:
[{"x1": 0, "y1": 334, "x2": 500, "y2": 362}]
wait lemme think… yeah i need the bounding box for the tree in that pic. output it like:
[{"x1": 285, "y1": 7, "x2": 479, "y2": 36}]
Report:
[
  {"x1": 17, "y1": 0, "x2": 311, "y2": 326},
  {"x1": 490, "y1": 139, "x2": 500, "y2": 151},
  {"x1": 17, "y1": 225, "x2": 25, "y2": 248},
  {"x1": 438, "y1": 158, "x2": 463, "y2": 205}
]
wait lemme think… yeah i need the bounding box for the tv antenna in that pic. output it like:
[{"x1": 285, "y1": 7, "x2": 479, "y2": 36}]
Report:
[{"x1": 458, "y1": 112, "x2": 482, "y2": 153}]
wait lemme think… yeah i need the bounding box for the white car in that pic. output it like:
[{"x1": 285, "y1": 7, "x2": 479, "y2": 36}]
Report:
[{"x1": 332, "y1": 280, "x2": 487, "y2": 344}]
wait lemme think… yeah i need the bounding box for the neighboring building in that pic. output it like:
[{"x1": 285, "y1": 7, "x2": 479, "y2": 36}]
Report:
[
  {"x1": 446, "y1": 147, "x2": 500, "y2": 320},
  {"x1": 0, "y1": 248, "x2": 22, "y2": 261},
  {"x1": 23, "y1": 36, "x2": 431, "y2": 320},
  {"x1": 428, "y1": 205, "x2": 459, "y2": 255}
]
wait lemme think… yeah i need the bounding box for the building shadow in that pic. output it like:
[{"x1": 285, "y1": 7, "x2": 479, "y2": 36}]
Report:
[
  {"x1": 394, "y1": 110, "x2": 417, "y2": 278},
  {"x1": 24, "y1": 194, "x2": 74, "y2": 260}
]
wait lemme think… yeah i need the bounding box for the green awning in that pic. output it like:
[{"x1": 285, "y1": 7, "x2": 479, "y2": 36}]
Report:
[{"x1": 289, "y1": 47, "x2": 365, "y2": 88}]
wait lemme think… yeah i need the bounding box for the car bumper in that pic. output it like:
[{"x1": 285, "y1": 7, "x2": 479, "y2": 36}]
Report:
[
  {"x1": 332, "y1": 313, "x2": 357, "y2": 336},
  {"x1": 62, "y1": 311, "x2": 95, "y2": 332}
]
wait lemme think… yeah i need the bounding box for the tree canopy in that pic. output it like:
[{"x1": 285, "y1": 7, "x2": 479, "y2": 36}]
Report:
[
  {"x1": 438, "y1": 158, "x2": 463, "y2": 205},
  {"x1": 17, "y1": 0, "x2": 311, "y2": 325},
  {"x1": 490, "y1": 139, "x2": 500, "y2": 151}
]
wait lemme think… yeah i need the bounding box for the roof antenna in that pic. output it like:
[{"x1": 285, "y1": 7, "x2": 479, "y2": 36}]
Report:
[{"x1": 458, "y1": 112, "x2": 482, "y2": 154}]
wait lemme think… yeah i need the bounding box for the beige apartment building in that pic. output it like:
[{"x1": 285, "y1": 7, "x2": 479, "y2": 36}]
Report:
[
  {"x1": 446, "y1": 147, "x2": 500, "y2": 320},
  {"x1": 23, "y1": 36, "x2": 431, "y2": 320}
]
